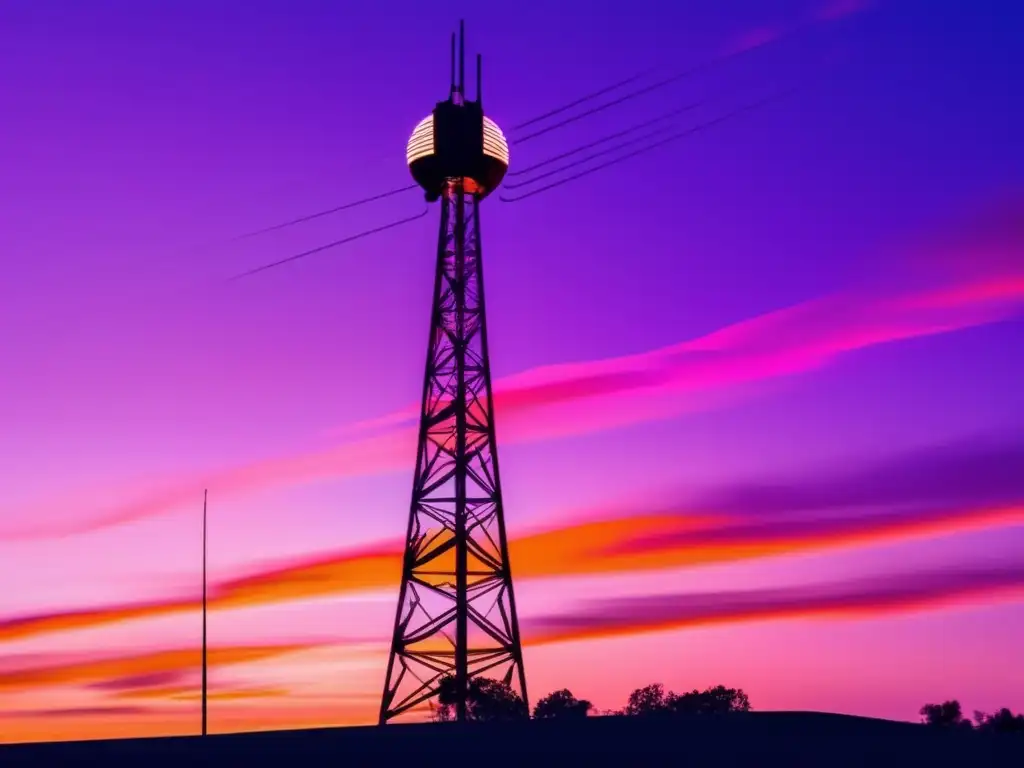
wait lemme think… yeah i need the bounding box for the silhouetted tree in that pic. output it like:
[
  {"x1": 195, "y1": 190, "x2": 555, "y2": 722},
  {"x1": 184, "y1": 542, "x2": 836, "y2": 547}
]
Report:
[
  {"x1": 920, "y1": 700, "x2": 973, "y2": 730},
  {"x1": 623, "y1": 683, "x2": 752, "y2": 716},
  {"x1": 974, "y1": 708, "x2": 1024, "y2": 734},
  {"x1": 668, "y1": 685, "x2": 752, "y2": 715},
  {"x1": 533, "y1": 689, "x2": 593, "y2": 719},
  {"x1": 624, "y1": 683, "x2": 670, "y2": 716},
  {"x1": 433, "y1": 675, "x2": 528, "y2": 722}
]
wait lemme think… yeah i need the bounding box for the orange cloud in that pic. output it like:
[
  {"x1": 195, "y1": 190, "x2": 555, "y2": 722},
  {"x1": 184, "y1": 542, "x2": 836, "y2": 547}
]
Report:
[
  {"x1": 5, "y1": 563, "x2": 1020, "y2": 744},
  {"x1": 0, "y1": 698, "x2": 382, "y2": 745},
  {"x1": 519, "y1": 505, "x2": 1024, "y2": 578},
  {"x1": 115, "y1": 686, "x2": 289, "y2": 702},
  {"x1": 2, "y1": 502, "x2": 1021, "y2": 645},
  {"x1": 0, "y1": 542, "x2": 400, "y2": 643},
  {"x1": 0, "y1": 644, "x2": 312, "y2": 692},
  {"x1": 0, "y1": 643, "x2": 389, "y2": 744}
]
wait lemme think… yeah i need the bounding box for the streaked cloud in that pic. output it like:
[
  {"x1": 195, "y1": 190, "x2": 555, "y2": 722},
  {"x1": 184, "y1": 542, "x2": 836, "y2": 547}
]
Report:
[
  {"x1": 113, "y1": 686, "x2": 289, "y2": 702},
  {"x1": 691, "y1": 436, "x2": 1024, "y2": 520},
  {"x1": 2, "y1": 503, "x2": 1018, "y2": 645},
  {"x1": 0, "y1": 703, "x2": 376, "y2": 745},
  {"x1": 87, "y1": 670, "x2": 186, "y2": 692},
  {"x1": 5, "y1": 565, "x2": 1020, "y2": 706},
  {"x1": 526, "y1": 564, "x2": 1024, "y2": 645},
  {"x1": 0, "y1": 644, "x2": 312, "y2": 692},
  {"x1": 6, "y1": 196, "x2": 1021, "y2": 542},
  {"x1": 4, "y1": 429, "x2": 413, "y2": 541},
  {"x1": 0, "y1": 706, "x2": 153, "y2": 720},
  {"x1": 3, "y1": 438, "x2": 1022, "y2": 644}
]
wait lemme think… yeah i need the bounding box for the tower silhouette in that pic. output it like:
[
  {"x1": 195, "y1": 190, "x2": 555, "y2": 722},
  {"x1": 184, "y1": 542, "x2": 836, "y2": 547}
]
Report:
[{"x1": 379, "y1": 22, "x2": 527, "y2": 724}]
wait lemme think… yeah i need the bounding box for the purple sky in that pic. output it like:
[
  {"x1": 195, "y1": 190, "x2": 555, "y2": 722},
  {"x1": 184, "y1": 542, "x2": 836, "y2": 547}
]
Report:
[{"x1": 0, "y1": 0, "x2": 1022, "y2": 743}]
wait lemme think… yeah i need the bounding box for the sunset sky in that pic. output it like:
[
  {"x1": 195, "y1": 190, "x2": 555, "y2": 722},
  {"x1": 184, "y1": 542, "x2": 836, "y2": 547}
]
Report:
[{"x1": 1, "y1": 0, "x2": 1022, "y2": 744}]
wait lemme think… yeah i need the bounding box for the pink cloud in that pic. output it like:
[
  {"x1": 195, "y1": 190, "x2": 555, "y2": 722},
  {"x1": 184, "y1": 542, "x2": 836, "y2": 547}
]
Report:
[
  {"x1": 5, "y1": 204, "x2": 1022, "y2": 541},
  {"x1": 7, "y1": 430, "x2": 414, "y2": 540},
  {"x1": 334, "y1": 276, "x2": 1022, "y2": 446},
  {"x1": 897, "y1": 275, "x2": 1024, "y2": 311},
  {"x1": 525, "y1": 563, "x2": 1024, "y2": 645}
]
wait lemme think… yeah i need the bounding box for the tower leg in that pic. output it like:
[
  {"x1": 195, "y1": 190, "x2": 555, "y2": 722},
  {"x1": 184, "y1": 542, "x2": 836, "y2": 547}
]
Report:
[{"x1": 379, "y1": 181, "x2": 528, "y2": 724}]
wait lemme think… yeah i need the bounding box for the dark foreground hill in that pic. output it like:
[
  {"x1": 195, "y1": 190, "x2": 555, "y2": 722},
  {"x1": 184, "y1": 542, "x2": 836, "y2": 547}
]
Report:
[{"x1": 2, "y1": 711, "x2": 1021, "y2": 766}]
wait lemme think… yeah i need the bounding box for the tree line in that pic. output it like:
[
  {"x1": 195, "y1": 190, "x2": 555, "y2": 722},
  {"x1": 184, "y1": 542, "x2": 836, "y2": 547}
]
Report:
[
  {"x1": 432, "y1": 675, "x2": 1023, "y2": 735},
  {"x1": 432, "y1": 676, "x2": 750, "y2": 721},
  {"x1": 920, "y1": 700, "x2": 1024, "y2": 734}
]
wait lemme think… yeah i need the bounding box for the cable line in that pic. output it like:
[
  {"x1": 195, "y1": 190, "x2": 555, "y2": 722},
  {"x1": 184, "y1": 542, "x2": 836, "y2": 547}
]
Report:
[
  {"x1": 230, "y1": 184, "x2": 418, "y2": 241},
  {"x1": 499, "y1": 85, "x2": 801, "y2": 203},
  {"x1": 221, "y1": 17, "x2": 832, "y2": 242},
  {"x1": 223, "y1": 23, "x2": 797, "y2": 242},
  {"x1": 510, "y1": 31, "x2": 789, "y2": 144},
  {"x1": 504, "y1": 123, "x2": 680, "y2": 190},
  {"x1": 228, "y1": 208, "x2": 429, "y2": 281},
  {"x1": 510, "y1": 66, "x2": 661, "y2": 130},
  {"x1": 507, "y1": 99, "x2": 702, "y2": 178}
]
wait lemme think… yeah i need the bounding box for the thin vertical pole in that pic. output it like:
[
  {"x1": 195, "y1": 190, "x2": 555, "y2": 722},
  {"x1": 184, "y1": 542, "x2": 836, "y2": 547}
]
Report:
[
  {"x1": 458, "y1": 20, "x2": 465, "y2": 98},
  {"x1": 202, "y1": 489, "x2": 208, "y2": 737},
  {"x1": 450, "y1": 33, "x2": 456, "y2": 97}
]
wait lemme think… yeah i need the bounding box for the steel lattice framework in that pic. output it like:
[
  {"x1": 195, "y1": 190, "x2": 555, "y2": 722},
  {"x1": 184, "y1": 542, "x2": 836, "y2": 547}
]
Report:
[{"x1": 379, "y1": 181, "x2": 527, "y2": 723}]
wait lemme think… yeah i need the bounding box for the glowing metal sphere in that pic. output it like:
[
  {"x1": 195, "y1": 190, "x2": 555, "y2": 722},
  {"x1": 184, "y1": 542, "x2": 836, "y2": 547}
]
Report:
[
  {"x1": 406, "y1": 112, "x2": 510, "y2": 200},
  {"x1": 483, "y1": 117, "x2": 510, "y2": 166}
]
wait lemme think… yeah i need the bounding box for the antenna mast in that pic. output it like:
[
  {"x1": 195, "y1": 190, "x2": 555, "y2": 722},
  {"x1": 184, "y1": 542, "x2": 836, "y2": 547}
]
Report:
[
  {"x1": 476, "y1": 53, "x2": 483, "y2": 105},
  {"x1": 450, "y1": 33, "x2": 457, "y2": 97},
  {"x1": 457, "y1": 19, "x2": 466, "y2": 103}
]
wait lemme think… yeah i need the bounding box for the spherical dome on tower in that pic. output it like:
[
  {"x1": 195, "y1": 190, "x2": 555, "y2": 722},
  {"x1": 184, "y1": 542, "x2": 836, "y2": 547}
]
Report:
[
  {"x1": 406, "y1": 109, "x2": 509, "y2": 201},
  {"x1": 406, "y1": 115, "x2": 435, "y2": 166},
  {"x1": 482, "y1": 117, "x2": 510, "y2": 166}
]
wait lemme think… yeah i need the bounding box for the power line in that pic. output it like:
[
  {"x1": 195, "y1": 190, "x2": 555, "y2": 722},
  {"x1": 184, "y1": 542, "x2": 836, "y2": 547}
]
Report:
[
  {"x1": 220, "y1": 23, "x2": 795, "y2": 244},
  {"x1": 222, "y1": 25, "x2": 789, "y2": 244},
  {"x1": 225, "y1": 92, "x2": 698, "y2": 242},
  {"x1": 218, "y1": 19, "x2": 813, "y2": 247},
  {"x1": 229, "y1": 184, "x2": 418, "y2": 242},
  {"x1": 506, "y1": 99, "x2": 702, "y2": 178},
  {"x1": 499, "y1": 85, "x2": 802, "y2": 204},
  {"x1": 506, "y1": 72, "x2": 762, "y2": 189},
  {"x1": 504, "y1": 122, "x2": 680, "y2": 190},
  {"x1": 508, "y1": 2, "x2": 870, "y2": 141},
  {"x1": 510, "y1": 66, "x2": 661, "y2": 131},
  {"x1": 227, "y1": 208, "x2": 429, "y2": 281},
  {"x1": 510, "y1": 30, "x2": 790, "y2": 145}
]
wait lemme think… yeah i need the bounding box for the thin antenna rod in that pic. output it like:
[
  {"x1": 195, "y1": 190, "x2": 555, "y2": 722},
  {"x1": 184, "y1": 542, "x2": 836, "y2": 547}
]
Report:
[
  {"x1": 202, "y1": 488, "x2": 208, "y2": 737},
  {"x1": 476, "y1": 53, "x2": 482, "y2": 105},
  {"x1": 458, "y1": 20, "x2": 465, "y2": 97},
  {"x1": 450, "y1": 33, "x2": 456, "y2": 95}
]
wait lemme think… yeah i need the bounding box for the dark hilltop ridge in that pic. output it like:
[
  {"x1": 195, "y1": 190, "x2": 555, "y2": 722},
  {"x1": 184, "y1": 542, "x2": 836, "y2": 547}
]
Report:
[{"x1": 2, "y1": 712, "x2": 1022, "y2": 767}]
